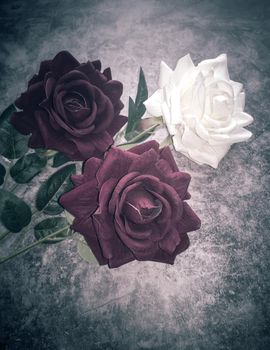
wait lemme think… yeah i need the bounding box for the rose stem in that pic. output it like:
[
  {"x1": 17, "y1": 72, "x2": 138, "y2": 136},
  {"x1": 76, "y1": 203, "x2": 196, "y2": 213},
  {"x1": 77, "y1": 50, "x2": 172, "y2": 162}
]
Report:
[
  {"x1": 0, "y1": 229, "x2": 10, "y2": 242},
  {"x1": 0, "y1": 226, "x2": 69, "y2": 265}
]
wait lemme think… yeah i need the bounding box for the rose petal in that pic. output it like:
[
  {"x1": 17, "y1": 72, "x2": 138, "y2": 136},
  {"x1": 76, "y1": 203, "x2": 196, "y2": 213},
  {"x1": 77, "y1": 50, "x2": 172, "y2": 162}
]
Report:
[
  {"x1": 158, "y1": 228, "x2": 181, "y2": 254},
  {"x1": 178, "y1": 202, "x2": 201, "y2": 233},
  {"x1": 103, "y1": 67, "x2": 112, "y2": 80},
  {"x1": 93, "y1": 215, "x2": 135, "y2": 268},
  {"x1": 73, "y1": 216, "x2": 108, "y2": 266},
  {"x1": 106, "y1": 115, "x2": 127, "y2": 137},
  {"x1": 230, "y1": 80, "x2": 243, "y2": 97},
  {"x1": 108, "y1": 172, "x2": 139, "y2": 214},
  {"x1": 144, "y1": 89, "x2": 163, "y2": 117},
  {"x1": 90, "y1": 131, "x2": 113, "y2": 153},
  {"x1": 234, "y1": 92, "x2": 245, "y2": 112},
  {"x1": 173, "y1": 54, "x2": 195, "y2": 85},
  {"x1": 10, "y1": 111, "x2": 35, "y2": 135},
  {"x1": 128, "y1": 148, "x2": 159, "y2": 173},
  {"x1": 34, "y1": 109, "x2": 77, "y2": 159},
  {"x1": 198, "y1": 53, "x2": 230, "y2": 81},
  {"x1": 82, "y1": 157, "x2": 103, "y2": 182},
  {"x1": 15, "y1": 81, "x2": 45, "y2": 111},
  {"x1": 98, "y1": 177, "x2": 119, "y2": 213},
  {"x1": 92, "y1": 60, "x2": 102, "y2": 71},
  {"x1": 28, "y1": 59, "x2": 52, "y2": 87},
  {"x1": 96, "y1": 147, "x2": 135, "y2": 186},
  {"x1": 158, "y1": 60, "x2": 173, "y2": 88},
  {"x1": 234, "y1": 112, "x2": 254, "y2": 127},
  {"x1": 103, "y1": 80, "x2": 123, "y2": 105},
  {"x1": 174, "y1": 126, "x2": 229, "y2": 168},
  {"x1": 159, "y1": 146, "x2": 178, "y2": 172},
  {"x1": 166, "y1": 172, "x2": 191, "y2": 199},
  {"x1": 59, "y1": 179, "x2": 98, "y2": 218},
  {"x1": 208, "y1": 126, "x2": 252, "y2": 145},
  {"x1": 51, "y1": 51, "x2": 79, "y2": 79}
]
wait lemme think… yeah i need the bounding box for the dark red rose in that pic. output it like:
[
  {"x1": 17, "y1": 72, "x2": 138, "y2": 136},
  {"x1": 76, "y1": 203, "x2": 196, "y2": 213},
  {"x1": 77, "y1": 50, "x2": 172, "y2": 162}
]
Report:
[
  {"x1": 11, "y1": 51, "x2": 126, "y2": 160},
  {"x1": 60, "y1": 141, "x2": 201, "y2": 268}
]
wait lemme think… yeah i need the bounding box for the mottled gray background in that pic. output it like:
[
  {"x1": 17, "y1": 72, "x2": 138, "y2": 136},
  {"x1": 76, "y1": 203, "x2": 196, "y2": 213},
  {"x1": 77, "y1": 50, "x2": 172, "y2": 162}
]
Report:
[{"x1": 0, "y1": 0, "x2": 270, "y2": 349}]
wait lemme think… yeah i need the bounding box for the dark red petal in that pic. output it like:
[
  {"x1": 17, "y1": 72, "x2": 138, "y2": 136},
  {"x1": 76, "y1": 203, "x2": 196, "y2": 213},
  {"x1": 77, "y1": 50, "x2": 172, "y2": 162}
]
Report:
[
  {"x1": 128, "y1": 140, "x2": 160, "y2": 155},
  {"x1": 97, "y1": 177, "x2": 119, "y2": 213},
  {"x1": 114, "y1": 219, "x2": 157, "y2": 255},
  {"x1": 158, "y1": 228, "x2": 181, "y2": 254},
  {"x1": 15, "y1": 81, "x2": 45, "y2": 111},
  {"x1": 93, "y1": 214, "x2": 135, "y2": 268},
  {"x1": 10, "y1": 111, "x2": 34, "y2": 135},
  {"x1": 108, "y1": 172, "x2": 139, "y2": 214},
  {"x1": 149, "y1": 233, "x2": 190, "y2": 264},
  {"x1": 51, "y1": 51, "x2": 80, "y2": 79},
  {"x1": 92, "y1": 60, "x2": 102, "y2": 71},
  {"x1": 166, "y1": 172, "x2": 191, "y2": 200},
  {"x1": 106, "y1": 115, "x2": 127, "y2": 137},
  {"x1": 128, "y1": 148, "x2": 159, "y2": 173},
  {"x1": 34, "y1": 110, "x2": 77, "y2": 158},
  {"x1": 70, "y1": 174, "x2": 84, "y2": 186},
  {"x1": 44, "y1": 74, "x2": 56, "y2": 98},
  {"x1": 178, "y1": 202, "x2": 201, "y2": 233},
  {"x1": 28, "y1": 59, "x2": 52, "y2": 87},
  {"x1": 91, "y1": 131, "x2": 113, "y2": 153},
  {"x1": 159, "y1": 146, "x2": 179, "y2": 172},
  {"x1": 103, "y1": 80, "x2": 123, "y2": 105},
  {"x1": 96, "y1": 147, "x2": 136, "y2": 186},
  {"x1": 59, "y1": 179, "x2": 98, "y2": 218},
  {"x1": 82, "y1": 157, "x2": 102, "y2": 182},
  {"x1": 76, "y1": 61, "x2": 106, "y2": 89},
  {"x1": 73, "y1": 216, "x2": 108, "y2": 266},
  {"x1": 123, "y1": 218, "x2": 152, "y2": 240},
  {"x1": 103, "y1": 67, "x2": 112, "y2": 80}
]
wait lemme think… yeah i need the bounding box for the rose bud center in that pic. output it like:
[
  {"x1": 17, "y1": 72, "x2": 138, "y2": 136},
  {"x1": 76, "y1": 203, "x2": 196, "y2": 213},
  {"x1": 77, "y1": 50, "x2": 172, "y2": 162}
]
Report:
[
  {"x1": 123, "y1": 188, "x2": 163, "y2": 224},
  {"x1": 63, "y1": 91, "x2": 87, "y2": 112}
]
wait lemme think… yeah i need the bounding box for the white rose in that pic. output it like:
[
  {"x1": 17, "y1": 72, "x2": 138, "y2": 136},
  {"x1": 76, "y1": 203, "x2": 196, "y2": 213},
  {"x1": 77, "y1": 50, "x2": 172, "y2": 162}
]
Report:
[{"x1": 144, "y1": 54, "x2": 253, "y2": 168}]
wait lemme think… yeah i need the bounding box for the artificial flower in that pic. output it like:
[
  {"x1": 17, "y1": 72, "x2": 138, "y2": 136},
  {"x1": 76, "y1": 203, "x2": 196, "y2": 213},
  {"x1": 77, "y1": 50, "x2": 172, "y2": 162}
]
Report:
[
  {"x1": 11, "y1": 51, "x2": 126, "y2": 160},
  {"x1": 60, "y1": 141, "x2": 201, "y2": 268},
  {"x1": 144, "y1": 54, "x2": 253, "y2": 168}
]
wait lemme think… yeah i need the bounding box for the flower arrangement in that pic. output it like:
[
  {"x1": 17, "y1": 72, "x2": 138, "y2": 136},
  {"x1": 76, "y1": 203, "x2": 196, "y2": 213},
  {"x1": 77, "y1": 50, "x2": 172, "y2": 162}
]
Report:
[{"x1": 0, "y1": 51, "x2": 253, "y2": 268}]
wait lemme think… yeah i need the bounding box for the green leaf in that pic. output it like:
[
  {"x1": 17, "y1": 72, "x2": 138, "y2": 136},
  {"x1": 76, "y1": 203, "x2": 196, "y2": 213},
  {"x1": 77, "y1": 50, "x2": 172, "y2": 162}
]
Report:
[
  {"x1": 52, "y1": 152, "x2": 70, "y2": 168},
  {"x1": 0, "y1": 163, "x2": 6, "y2": 186},
  {"x1": 0, "y1": 189, "x2": 31, "y2": 232},
  {"x1": 125, "y1": 68, "x2": 149, "y2": 141},
  {"x1": 135, "y1": 67, "x2": 148, "y2": 117},
  {"x1": 77, "y1": 237, "x2": 97, "y2": 263},
  {"x1": 0, "y1": 104, "x2": 28, "y2": 159},
  {"x1": 35, "y1": 164, "x2": 76, "y2": 215},
  {"x1": 34, "y1": 217, "x2": 72, "y2": 244},
  {"x1": 10, "y1": 153, "x2": 47, "y2": 183},
  {"x1": 125, "y1": 97, "x2": 138, "y2": 140}
]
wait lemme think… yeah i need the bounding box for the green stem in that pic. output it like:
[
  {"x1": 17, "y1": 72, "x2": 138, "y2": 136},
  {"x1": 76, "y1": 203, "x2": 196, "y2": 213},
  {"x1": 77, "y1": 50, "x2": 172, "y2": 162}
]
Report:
[
  {"x1": 0, "y1": 225, "x2": 69, "y2": 265},
  {"x1": 9, "y1": 182, "x2": 20, "y2": 193},
  {"x1": 0, "y1": 229, "x2": 10, "y2": 242},
  {"x1": 118, "y1": 123, "x2": 160, "y2": 147},
  {"x1": 2, "y1": 160, "x2": 13, "y2": 190}
]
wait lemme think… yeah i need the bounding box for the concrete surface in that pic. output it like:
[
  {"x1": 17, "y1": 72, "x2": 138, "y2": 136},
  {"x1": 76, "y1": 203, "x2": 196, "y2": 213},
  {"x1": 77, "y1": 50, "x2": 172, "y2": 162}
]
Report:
[{"x1": 0, "y1": 0, "x2": 269, "y2": 349}]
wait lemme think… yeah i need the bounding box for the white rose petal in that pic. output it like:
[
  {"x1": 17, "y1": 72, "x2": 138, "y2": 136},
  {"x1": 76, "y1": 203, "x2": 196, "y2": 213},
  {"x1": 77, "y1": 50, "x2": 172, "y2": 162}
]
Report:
[
  {"x1": 144, "y1": 53, "x2": 253, "y2": 168},
  {"x1": 158, "y1": 61, "x2": 173, "y2": 88},
  {"x1": 143, "y1": 89, "x2": 163, "y2": 117}
]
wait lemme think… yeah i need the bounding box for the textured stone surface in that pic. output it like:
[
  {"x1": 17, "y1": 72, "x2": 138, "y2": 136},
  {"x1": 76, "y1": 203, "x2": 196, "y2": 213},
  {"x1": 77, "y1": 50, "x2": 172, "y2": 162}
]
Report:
[{"x1": 0, "y1": 0, "x2": 270, "y2": 349}]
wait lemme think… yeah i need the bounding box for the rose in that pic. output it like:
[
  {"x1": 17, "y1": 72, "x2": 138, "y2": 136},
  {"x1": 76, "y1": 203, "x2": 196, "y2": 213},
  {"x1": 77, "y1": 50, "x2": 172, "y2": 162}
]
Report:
[
  {"x1": 144, "y1": 54, "x2": 253, "y2": 168},
  {"x1": 60, "y1": 141, "x2": 201, "y2": 268},
  {"x1": 11, "y1": 51, "x2": 126, "y2": 160}
]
